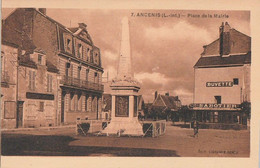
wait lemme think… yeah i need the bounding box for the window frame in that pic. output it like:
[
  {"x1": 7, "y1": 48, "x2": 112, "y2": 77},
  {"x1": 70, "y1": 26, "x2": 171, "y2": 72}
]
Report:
[
  {"x1": 214, "y1": 96, "x2": 222, "y2": 104},
  {"x1": 4, "y1": 101, "x2": 16, "y2": 119},
  {"x1": 39, "y1": 102, "x2": 44, "y2": 112},
  {"x1": 233, "y1": 78, "x2": 239, "y2": 85}
]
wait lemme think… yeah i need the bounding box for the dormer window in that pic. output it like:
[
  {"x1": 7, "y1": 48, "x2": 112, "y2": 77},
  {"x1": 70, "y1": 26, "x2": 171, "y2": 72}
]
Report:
[
  {"x1": 67, "y1": 39, "x2": 71, "y2": 51},
  {"x1": 64, "y1": 34, "x2": 72, "y2": 53},
  {"x1": 86, "y1": 48, "x2": 90, "y2": 62},
  {"x1": 95, "y1": 53, "x2": 98, "y2": 64},
  {"x1": 78, "y1": 43, "x2": 83, "y2": 58},
  {"x1": 38, "y1": 54, "x2": 43, "y2": 65}
]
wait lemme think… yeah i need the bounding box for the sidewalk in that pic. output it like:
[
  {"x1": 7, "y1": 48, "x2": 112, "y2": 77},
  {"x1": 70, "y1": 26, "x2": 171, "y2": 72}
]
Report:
[{"x1": 1, "y1": 125, "x2": 76, "y2": 133}]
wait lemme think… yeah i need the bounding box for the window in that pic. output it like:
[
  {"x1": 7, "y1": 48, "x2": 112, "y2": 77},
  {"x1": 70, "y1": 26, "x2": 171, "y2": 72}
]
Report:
[
  {"x1": 77, "y1": 66, "x2": 81, "y2": 79},
  {"x1": 95, "y1": 72, "x2": 99, "y2": 83},
  {"x1": 233, "y1": 78, "x2": 239, "y2": 85},
  {"x1": 38, "y1": 54, "x2": 43, "y2": 65},
  {"x1": 215, "y1": 96, "x2": 221, "y2": 104},
  {"x1": 86, "y1": 69, "x2": 89, "y2": 81},
  {"x1": 78, "y1": 44, "x2": 83, "y2": 58},
  {"x1": 39, "y1": 102, "x2": 44, "y2": 112},
  {"x1": 95, "y1": 53, "x2": 98, "y2": 64},
  {"x1": 69, "y1": 93, "x2": 74, "y2": 111},
  {"x1": 78, "y1": 94, "x2": 82, "y2": 111},
  {"x1": 4, "y1": 101, "x2": 16, "y2": 119},
  {"x1": 85, "y1": 95, "x2": 89, "y2": 111},
  {"x1": 29, "y1": 70, "x2": 36, "y2": 91},
  {"x1": 86, "y1": 48, "x2": 90, "y2": 61},
  {"x1": 90, "y1": 50, "x2": 93, "y2": 63},
  {"x1": 65, "y1": 63, "x2": 70, "y2": 76},
  {"x1": 66, "y1": 39, "x2": 71, "y2": 52},
  {"x1": 47, "y1": 74, "x2": 52, "y2": 92}
]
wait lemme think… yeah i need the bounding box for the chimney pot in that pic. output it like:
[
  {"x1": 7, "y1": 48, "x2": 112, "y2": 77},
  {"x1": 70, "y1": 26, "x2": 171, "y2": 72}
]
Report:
[
  {"x1": 155, "y1": 91, "x2": 158, "y2": 100},
  {"x1": 39, "y1": 8, "x2": 46, "y2": 15},
  {"x1": 78, "y1": 23, "x2": 87, "y2": 29}
]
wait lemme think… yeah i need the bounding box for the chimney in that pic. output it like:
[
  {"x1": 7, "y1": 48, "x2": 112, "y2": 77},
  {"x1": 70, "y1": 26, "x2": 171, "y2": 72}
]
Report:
[
  {"x1": 165, "y1": 92, "x2": 169, "y2": 96},
  {"x1": 39, "y1": 8, "x2": 46, "y2": 15},
  {"x1": 155, "y1": 91, "x2": 158, "y2": 100},
  {"x1": 78, "y1": 23, "x2": 87, "y2": 29},
  {"x1": 219, "y1": 22, "x2": 231, "y2": 56}
]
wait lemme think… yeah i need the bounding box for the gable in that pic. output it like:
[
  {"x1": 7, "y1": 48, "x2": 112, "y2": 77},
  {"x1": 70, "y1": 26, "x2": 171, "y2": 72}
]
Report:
[
  {"x1": 153, "y1": 96, "x2": 166, "y2": 107},
  {"x1": 77, "y1": 29, "x2": 93, "y2": 45}
]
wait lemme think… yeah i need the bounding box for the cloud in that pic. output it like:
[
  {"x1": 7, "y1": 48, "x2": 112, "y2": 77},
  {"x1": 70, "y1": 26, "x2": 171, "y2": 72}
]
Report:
[
  {"x1": 135, "y1": 72, "x2": 170, "y2": 86},
  {"x1": 102, "y1": 50, "x2": 118, "y2": 61},
  {"x1": 145, "y1": 21, "x2": 212, "y2": 44}
]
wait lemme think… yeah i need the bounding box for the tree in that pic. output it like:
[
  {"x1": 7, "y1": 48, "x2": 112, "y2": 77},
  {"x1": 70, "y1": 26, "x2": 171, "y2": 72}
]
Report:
[{"x1": 241, "y1": 101, "x2": 251, "y2": 119}]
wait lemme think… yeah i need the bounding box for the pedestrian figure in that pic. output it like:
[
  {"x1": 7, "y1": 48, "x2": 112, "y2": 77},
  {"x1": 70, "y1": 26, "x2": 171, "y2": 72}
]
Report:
[{"x1": 193, "y1": 120, "x2": 199, "y2": 138}]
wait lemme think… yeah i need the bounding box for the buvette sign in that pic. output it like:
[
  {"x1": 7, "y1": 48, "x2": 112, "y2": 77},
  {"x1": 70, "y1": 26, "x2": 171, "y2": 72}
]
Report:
[{"x1": 206, "y1": 81, "x2": 233, "y2": 87}]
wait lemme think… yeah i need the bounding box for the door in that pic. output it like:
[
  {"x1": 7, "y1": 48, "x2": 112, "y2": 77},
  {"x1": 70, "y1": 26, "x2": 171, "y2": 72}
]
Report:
[
  {"x1": 61, "y1": 91, "x2": 66, "y2": 123},
  {"x1": 17, "y1": 101, "x2": 24, "y2": 128}
]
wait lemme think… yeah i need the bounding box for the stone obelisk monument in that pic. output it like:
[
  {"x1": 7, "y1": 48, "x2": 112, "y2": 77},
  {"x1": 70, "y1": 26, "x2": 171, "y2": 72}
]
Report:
[{"x1": 102, "y1": 17, "x2": 143, "y2": 136}]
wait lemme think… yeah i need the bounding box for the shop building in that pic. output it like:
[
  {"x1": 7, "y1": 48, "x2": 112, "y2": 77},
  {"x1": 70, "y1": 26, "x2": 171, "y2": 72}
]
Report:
[
  {"x1": 192, "y1": 22, "x2": 251, "y2": 129},
  {"x1": 1, "y1": 39, "x2": 59, "y2": 128}
]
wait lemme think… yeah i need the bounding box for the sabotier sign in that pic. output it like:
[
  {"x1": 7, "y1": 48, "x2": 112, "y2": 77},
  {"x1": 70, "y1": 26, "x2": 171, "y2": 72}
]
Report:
[
  {"x1": 190, "y1": 103, "x2": 240, "y2": 109},
  {"x1": 206, "y1": 81, "x2": 233, "y2": 87}
]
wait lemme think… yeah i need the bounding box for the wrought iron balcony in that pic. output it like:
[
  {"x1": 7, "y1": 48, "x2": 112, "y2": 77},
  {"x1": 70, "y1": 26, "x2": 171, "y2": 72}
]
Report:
[{"x1": 61, "y1": 75, "x2": 104, "y2": 92}]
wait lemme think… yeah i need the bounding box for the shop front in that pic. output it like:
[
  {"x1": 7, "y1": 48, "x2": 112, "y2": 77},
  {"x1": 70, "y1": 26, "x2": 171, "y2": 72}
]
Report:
[{"x1": 190, "y1": 103, "x2": 248, "y2": 129}]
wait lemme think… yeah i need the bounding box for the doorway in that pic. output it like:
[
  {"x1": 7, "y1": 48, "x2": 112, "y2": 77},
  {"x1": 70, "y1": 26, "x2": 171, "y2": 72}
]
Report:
[{"x1": 61, "y1": 91, "x2": 66, "y2": 124}]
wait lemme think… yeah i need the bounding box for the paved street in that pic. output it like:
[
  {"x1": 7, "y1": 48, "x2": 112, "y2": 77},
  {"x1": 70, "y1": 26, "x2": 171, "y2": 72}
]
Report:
[{"x1": 1, "y1": 123, "x2": 250, "y2": 157}]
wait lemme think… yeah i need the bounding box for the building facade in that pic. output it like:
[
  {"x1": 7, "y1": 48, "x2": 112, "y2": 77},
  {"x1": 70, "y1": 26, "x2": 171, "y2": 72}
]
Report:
[
  {"x1": 1, "y1": 42, "x2": 19, "y2": 129},
  {"x1": 192, "y1": 22, "x2": 251, "y2": 128},
  {"x1": 2, "y1": 8, "x2": 103, "y2": 127}
]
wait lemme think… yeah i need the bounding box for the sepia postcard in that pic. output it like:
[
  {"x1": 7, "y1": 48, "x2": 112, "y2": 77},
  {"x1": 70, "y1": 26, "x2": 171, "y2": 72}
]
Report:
[{"x1": 1, "y1": 0, "x2": 260, "y2": 168}]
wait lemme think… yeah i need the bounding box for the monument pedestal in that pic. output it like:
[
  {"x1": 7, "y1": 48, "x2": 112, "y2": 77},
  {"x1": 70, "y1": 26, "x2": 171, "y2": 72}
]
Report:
[
  {"x1": 102, "y1": 117, "x2": 143, "y2": 136},
  {"x1": 102, "y1": 82, "x2": 144, "y2": 136}
]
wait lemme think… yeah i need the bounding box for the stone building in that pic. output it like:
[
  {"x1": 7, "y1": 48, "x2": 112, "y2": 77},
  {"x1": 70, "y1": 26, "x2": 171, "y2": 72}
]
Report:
[
  {"x1": 150, "y1": 92, "x2": 182, "y2": 120},
  {"x1": 192, "y1": 22, "x2": 251, "y2": 128},
  {"x1": 2, "y1": 8, "x2": 103, "y2": 127}
]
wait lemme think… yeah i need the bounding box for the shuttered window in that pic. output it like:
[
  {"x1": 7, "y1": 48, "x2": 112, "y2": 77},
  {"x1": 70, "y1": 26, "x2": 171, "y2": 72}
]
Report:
[
  {"x1": 39, "y1": 102, "x2": 44, "y2": 112},
  {"x1": 29, "y1": 70, "x2": 36, "y2": 91},
  {"x1": 4, "y1": 101, "x2": 16, "y2": 119},
  {"x1": 47, "y1": 74, "x2": 53, "y2": 92}
]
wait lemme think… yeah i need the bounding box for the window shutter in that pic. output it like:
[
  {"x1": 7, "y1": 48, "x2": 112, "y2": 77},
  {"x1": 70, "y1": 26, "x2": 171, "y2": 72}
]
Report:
[
  {"x1": 33, "y1": 71, "x2": 36, "y2": 91},
  {"x1": 50, "y1": 75, "x2": 52, "y2": 92},
  {"x1": 29, "y1": 71, "x2": 31, "y2": 90},
  {"x1": 47, "y1": 74, "x2": 49, "y2": 92},
  {"x1": 70, "y1": 64, "x2": 73, "y2": 77}
]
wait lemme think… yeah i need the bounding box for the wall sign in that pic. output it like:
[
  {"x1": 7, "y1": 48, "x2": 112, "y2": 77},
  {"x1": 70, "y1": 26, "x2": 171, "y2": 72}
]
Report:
[
  {"x1": 206, "y1": 81, "x2": 233, "y2": 87},
  {"x1": 190, "y1": 103, "x2": 240, "y2": 109}
]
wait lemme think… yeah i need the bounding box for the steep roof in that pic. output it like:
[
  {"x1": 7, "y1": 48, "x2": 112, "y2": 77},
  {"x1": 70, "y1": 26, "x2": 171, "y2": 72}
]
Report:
[
  {"x1": 46, "y1": 61, "x2": 59, "y2": 73},
  {"x1": 194, "y1": 52, "x2": 251, "y2": 68},
  {"x1": 196, "y1": 22, "x2": 251, "y2": 68},
  {"x1": 152, "y1": 94, "x2": 181, "y2": 110},
  {"x1": 19, "y1": 53, "x2": 37, "y2": 69}
]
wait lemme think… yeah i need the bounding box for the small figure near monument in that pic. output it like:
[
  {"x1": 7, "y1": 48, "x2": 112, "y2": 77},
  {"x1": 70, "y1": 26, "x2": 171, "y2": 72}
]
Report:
[{"x1": 193, "y1": 120, "x2": 199, "y2": 138}]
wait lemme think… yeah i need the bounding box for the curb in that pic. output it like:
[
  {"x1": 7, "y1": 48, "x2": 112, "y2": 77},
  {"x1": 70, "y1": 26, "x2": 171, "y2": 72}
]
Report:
[{"x1": 1, "y1": 125, "x2": 76, "y2": 132}]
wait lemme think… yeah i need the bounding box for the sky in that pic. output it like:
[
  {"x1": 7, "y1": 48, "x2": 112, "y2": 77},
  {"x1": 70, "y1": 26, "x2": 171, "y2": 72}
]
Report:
[{"x1": 2, "y1": 9, "x2": 250, "y2": 105}]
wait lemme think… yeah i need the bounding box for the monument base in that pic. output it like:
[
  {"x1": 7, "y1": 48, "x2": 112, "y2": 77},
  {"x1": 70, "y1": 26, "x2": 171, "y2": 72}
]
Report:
[{"x1": 102, "y1": 118, "x2": 144, "y2": 136}]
